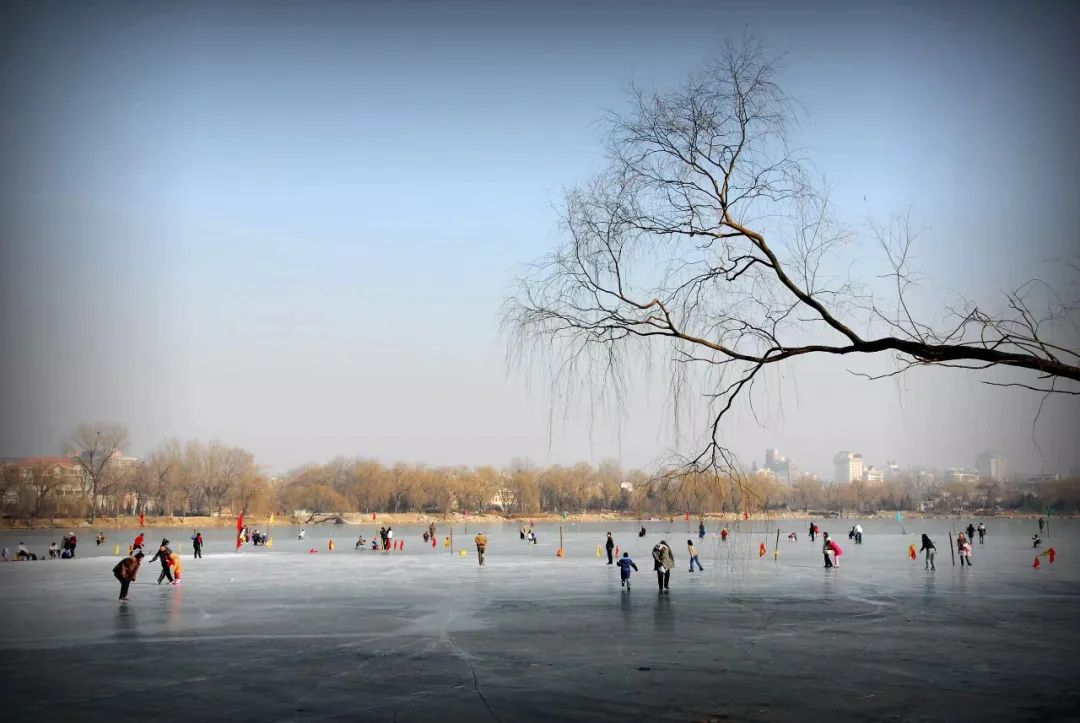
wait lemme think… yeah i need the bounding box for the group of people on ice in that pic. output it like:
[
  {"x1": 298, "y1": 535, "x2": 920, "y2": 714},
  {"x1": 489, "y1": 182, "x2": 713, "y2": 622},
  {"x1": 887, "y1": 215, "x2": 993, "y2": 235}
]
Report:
[{"x1": 112, "y1": 535, "x2": 184, "y2": 600}]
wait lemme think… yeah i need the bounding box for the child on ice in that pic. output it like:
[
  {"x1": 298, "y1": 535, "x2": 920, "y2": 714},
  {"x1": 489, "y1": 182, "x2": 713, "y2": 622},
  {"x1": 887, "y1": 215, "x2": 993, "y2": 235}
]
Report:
[{"x1": 616, "y1": 552, "x2": 638, "y2": 590}]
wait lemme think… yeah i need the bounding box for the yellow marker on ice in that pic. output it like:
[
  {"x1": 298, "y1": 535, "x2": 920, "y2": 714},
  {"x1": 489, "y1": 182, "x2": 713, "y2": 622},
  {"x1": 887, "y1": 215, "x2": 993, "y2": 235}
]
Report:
[
  {"x1": 114, "y1": 544, "x2": 120, "y2": 555},
  {"x1": 459, "y1": 549, "x2": 468, "y2": 557},
  {"x1": 267, "y1": 538, "x2": 273, "y2": 548},
  {"x1": 596, "y1": 545, "x2": 602, "y2": 558}
]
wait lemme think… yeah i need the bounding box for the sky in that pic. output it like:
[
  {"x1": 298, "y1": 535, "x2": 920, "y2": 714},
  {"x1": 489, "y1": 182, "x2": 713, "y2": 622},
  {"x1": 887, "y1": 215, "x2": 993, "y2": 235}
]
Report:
[{"x1": 1, "y1": 0, "x2": 1078, "y2": 478}]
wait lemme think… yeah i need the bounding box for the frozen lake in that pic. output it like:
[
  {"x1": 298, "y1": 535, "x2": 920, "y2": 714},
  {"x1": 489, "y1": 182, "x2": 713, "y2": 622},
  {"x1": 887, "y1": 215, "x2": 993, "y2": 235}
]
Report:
[{"x1": 1, "y1": 518, "x2": 1078, "y2": 721}]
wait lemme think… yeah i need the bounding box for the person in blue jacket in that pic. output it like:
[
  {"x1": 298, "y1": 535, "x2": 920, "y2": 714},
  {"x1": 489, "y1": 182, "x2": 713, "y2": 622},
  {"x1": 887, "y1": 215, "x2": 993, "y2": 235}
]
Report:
[{"x1": 616, "y1": 552, "x2": 639, "y2": 590}]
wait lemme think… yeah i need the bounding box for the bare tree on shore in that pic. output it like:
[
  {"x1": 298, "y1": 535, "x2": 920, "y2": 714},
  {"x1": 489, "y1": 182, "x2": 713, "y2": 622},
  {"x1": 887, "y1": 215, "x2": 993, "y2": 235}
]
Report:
[
  {"x1": 503, "y1": 37, "x2": 1080, "y2": 479},
  {"x1": 67, "y1": 422, "x2": 128, "y2": 524}
]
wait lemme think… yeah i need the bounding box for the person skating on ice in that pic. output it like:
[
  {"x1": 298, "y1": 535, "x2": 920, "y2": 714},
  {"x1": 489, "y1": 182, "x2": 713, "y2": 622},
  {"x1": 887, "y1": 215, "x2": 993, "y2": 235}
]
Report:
[
  {"x1": 920, "y1": 534, "x2": 936, "y2": 570},
  {"x1": 687, "y1": 540, "x2": 703, "y2": 572},
  {"x1": 113, "y1": 551, "x2": 144, "y2": 601},
  {"x1": 617, "y1": 552, "x2": 638, "y2": 590},
  {"x1": 150, "y1": 540, "x2": 175, "y2": 584},
  {"x1": 474, "y1": 531, "x2": 488, "y2": 566},
  {"x1": 652, "y1": 540, "x2": 674, "y2": 592}
]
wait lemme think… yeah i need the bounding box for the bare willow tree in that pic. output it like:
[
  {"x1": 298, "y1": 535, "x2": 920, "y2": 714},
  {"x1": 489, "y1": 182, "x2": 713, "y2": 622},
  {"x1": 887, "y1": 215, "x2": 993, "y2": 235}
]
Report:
[
  {"x1": 67, "y1": 422, "x2": 129, "y2": 523},
  {"x1": 504, "y1": 38, "x2": 1080, "y2": 478}
]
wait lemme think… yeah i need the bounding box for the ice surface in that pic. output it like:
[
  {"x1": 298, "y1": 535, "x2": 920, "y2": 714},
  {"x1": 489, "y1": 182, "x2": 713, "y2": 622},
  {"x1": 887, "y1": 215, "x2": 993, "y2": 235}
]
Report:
[{"x1": 1, "y1": 518, "x2": 1077, "y2": 721}]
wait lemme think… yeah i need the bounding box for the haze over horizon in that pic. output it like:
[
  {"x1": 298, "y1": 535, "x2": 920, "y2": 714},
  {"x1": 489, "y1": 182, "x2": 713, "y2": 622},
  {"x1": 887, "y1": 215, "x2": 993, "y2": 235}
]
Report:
[{"x1": 2, "y1": 0, "x2": 1078, "y2": 479}]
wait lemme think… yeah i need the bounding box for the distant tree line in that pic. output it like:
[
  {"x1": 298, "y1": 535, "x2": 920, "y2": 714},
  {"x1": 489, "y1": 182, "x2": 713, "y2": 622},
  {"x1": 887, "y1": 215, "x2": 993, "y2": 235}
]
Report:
[{"x1": 2, "y1": 422, "x2": 1078, "y2": 521}]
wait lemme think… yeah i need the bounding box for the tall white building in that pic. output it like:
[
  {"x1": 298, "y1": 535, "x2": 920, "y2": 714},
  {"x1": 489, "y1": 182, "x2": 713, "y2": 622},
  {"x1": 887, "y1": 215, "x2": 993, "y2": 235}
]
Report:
[
  {"x1": 975, "y1": 452, "x2": 1007, "y2": 481},
  {"x1": 833, "y1": 451, "x2": 864, "y2": 483}
]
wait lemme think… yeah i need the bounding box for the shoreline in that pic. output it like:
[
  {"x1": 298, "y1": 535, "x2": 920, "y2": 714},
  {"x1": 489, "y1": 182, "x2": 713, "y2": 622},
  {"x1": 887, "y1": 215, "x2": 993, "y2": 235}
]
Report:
[{"x1": 0, "y1": 509, "x2": 1066, "y2": 531}]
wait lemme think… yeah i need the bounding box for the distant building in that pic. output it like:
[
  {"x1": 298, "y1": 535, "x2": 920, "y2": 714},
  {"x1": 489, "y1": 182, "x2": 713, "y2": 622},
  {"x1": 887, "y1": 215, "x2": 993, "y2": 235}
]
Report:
[
  {"x1": 883, "y1": 460, "x2": 902, "y2": 481},
  {"x1": 833, "y1": 451, "x2": 864, "y2": 484},
  {"x1": 945, "y1": 468, "x2": 979, "y2": 485},
  {"x1": 487, "y1": 487, "x2": 517, "y2": 510},
  {"x1": 863, "y1": 467, "x2": 884, "y2": 483},
  {"x1": 764, "y1": 448, "x2": 792, "y2": 483},
  {"x1": 2, "y1": 456, "x2": 88, "y2": 498},
  {"x1": 975, "y1": 452, "x2": 1007, "y2": 482}
]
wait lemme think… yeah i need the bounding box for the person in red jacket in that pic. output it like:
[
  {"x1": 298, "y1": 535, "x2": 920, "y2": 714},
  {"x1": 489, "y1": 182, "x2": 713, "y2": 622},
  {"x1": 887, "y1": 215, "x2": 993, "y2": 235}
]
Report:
[
  {"x1": 133, "y1": 532, "x2": 145, "y2": 553},
  {"x1": 827, "y1": 535, "x2": 843, "y2": 568}
]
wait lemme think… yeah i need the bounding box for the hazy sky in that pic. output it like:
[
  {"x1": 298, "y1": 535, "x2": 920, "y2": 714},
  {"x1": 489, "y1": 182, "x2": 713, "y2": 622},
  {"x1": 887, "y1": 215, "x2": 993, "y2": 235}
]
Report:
[{"x1": 2, "y1": 0, "x2": 1078, "y2": 478}]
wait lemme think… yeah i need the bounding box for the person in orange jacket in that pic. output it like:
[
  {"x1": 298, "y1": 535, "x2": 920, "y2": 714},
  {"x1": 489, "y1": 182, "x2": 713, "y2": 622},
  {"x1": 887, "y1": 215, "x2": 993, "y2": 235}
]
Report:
[{"x1": 169, "y1": 551, "x2": 183, "y2": 585}]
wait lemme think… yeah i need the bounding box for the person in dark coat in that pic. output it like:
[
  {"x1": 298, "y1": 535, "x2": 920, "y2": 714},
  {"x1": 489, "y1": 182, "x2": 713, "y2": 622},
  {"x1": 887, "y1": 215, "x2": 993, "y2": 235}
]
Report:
[
  {"x1": 616, "y1": 552, "x2": 638, "y2": 590},
  {"x1": 605, "y1": 532, "x2": 615, "y2": 565},
  {"x1": 919, "y1": 534, "x2": 936, "y2": 571},
  {"x1": 113, "y1": 551, "x2": 145, "y2": 601},
  {"x1": 150, "y1": 541, "x2": 174, "y2": 584}
]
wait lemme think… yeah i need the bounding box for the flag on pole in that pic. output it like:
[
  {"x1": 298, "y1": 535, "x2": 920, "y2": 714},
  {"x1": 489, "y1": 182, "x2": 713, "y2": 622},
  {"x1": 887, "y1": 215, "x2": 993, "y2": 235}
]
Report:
[{"x1": 236, "y1": 513, "x2": 244, "y2": 551}]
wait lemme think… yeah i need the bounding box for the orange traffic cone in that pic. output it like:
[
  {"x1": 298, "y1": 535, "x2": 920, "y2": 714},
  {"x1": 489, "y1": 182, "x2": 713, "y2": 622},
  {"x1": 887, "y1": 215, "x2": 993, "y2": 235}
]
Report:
[
  {"x1": 1033, "y1": 556, "x2": 1041, "y2": 569},
  {"x1": 759, "y1": 542, "x2": 767, "y2": 558}
]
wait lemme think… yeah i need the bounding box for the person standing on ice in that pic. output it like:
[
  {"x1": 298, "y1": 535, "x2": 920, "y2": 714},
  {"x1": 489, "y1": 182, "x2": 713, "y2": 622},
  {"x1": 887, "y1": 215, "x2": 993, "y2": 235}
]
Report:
[
  {"x1": 652, "y1": 540, "x2": 674, "y2": 592},
  {"x1": 977, "y1": 522, "x2": 986, "y2": 544},
  {"x1": 821, "y1": 532, "x2": 833, "y2": 568},
  {"x1": 386, "y1": 527, "x2": 394, "y2": 550},
  {"x1": 151, "y1": 540, "x2": 175, "y2": 584},
  {"x1": 687, "y1": 540, "x2": 704, "y2": 572},
  {"x1": 698, "y1": 520, "x2": 706, "y2": 539},
  {"x1": 854, "y1": 524, "x2": 863, "y2": 544},
  {"x1": 113, "y1": 550, "x2": 144, "y2": 601},
  {"x1": 192, "y1": 531, "x2": 203, "y2": 559},
  {"x1": 957, "y1": 533, "x2": 973, "y2": 566},
  {"x1": 617, "y1": 552, "x2": 638, "y2": 590},
  {"x1": 605, "y1": 532, "x2": 615, "y2": 565},
  {"x1": 474, "y1": 531, "x2": 488, "y2": 566},
  {"x1": 809, "y1": 522, "x2": 817, "y2": 542},
  {"x1": 920, "y1": 534, "x2": 936, "y2": 570},
  {"x1": 966, "y1": 523, "x2": 976, "y2": 543},
  {"x1": 133, "y1": 532, "x2": 145, "y2": 553}
]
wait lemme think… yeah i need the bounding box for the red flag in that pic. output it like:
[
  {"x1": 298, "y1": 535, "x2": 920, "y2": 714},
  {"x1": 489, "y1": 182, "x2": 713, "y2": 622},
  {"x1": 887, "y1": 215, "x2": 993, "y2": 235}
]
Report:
[
  {"x1": 139, "y1": 512, "x2": 145, "y2": 527},
  {"x1": 236, "y1": 513, "x2": 244, "y2": 550},
  {"x1": 1049, "y1": 548, "x2": 1056, "y2": 564}
]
